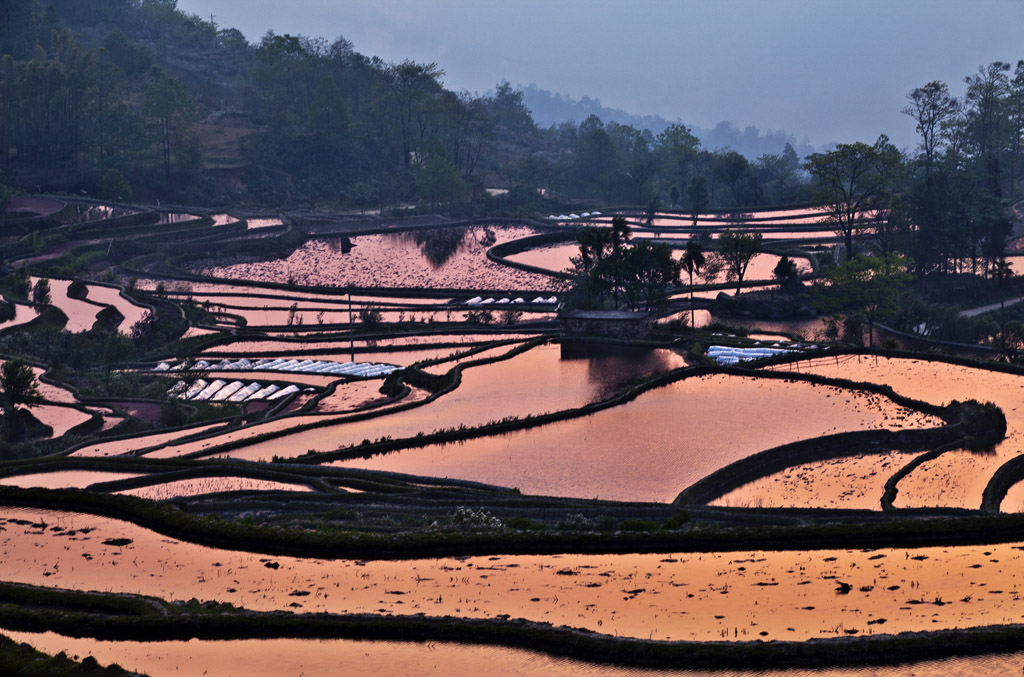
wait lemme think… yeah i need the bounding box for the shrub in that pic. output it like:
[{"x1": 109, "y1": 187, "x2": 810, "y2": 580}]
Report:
[
  {"x1": 97, "y1": 168, "x2": 133, "y2": 201},
  {"x1": 662, "y1": 510, "x2": 691, "y2": 530},
  {"x1": 506, "y1": 516, "x2": 547, "y2": 531}
]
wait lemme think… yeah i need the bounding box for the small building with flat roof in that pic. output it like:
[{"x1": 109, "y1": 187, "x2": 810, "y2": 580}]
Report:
[{"x1": 559, "y1": 309, "x2": 655, "y2": 339}]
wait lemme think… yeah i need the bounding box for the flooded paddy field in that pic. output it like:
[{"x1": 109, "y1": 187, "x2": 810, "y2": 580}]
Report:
[
  {"x1": 711, "y1": 449, "x2": 925, "y2": 510},
  {"x1": 81, "y1": 284, "x2": 150, "y2": 333},
  {"x1": 784, "y1": 355, "x2": 1024, "y2": 510},
  {"x1": 9, "y1": 632, "x2": 1024, "y2": 677},
  {"x1": 335, "y1": 373, "x2": 938, "y2": 503},
  {"x1": 30, "y1": 277, "x2": 101, "y2": 332},
  {"x1": 115, "y1": 476, "x2": 314, "y2": 499},
  {"x1": 214, "y1": 342, "x2": 689, "y2": 463},
  {"x1": 574, "y1": 227, "x2": 841, "y2": 244},
  {"x1": 71, "y1": 423, "x2": 230, "y2": 458},
  {"x1": 5, "y1": 507, "x2": 1024, "y2": 643},
  {"x1": 0, "y1": 300, "x2": 40, "y2": 332},
  {"x1": 192, "y1": 226, "x2": 558, "y2": 290},
  {"x1": 0, "y1": 470, "x2": 142, "y2": 489},
  {"x1": 7, "y1": 196, "x2": 1024, "y2": 672}
]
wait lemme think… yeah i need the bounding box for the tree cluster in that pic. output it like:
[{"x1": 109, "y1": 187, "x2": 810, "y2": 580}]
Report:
[{"x1": 565, "y1": 218, "x2": 681, "y2": 312}]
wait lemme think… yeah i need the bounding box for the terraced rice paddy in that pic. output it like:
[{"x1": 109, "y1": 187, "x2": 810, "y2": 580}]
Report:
[
  {"x1": 30, "y1": 277, "x2": 101, "y2": 332},
  {"x1": 115, "y1": 476, "x2": 314, "y2": 499},
  {"x1": 193, "y1": 226, "x2": 557, "y2": 290},
  {"x1": 82, "y1": 284, "x2": 150, "y2": 333},
  {"x1": 0, "y1": 300, "x2": 40, "y2": 332},
  {"x1": 5, "y1": 508, "x2": 1024, "y2": 643},
  {"x1": 4, "y1": 199, "x2": 1024, "y2": 673},
  {"x1": 789, "y1": 355, "x2": 1024, "y2": 510},
  {"x1": 335, "y1": 373, "x2": 938, "y2": 502},
  {"x1": 214, "y1": 342, "x2": 689, "y2": 463},
  {"x1": 11, "y1": 632, "x2": 1023, "y2": 677},
  {"x1": 711, "y1": 450, "x2": 924, "y2": 510},
  {"x1": 0, "y1": 471, "x2": 142, "y2": 489}
]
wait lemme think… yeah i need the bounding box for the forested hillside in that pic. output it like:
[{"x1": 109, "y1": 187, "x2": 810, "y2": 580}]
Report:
[{"x1": 0, "y1": 0, "x2": 1021, "y2": 226}]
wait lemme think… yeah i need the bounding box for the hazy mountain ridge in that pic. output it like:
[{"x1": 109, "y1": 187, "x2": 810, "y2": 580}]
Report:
[{"x1": 519, "y1": 83, "x2": 819, "y2": 160}]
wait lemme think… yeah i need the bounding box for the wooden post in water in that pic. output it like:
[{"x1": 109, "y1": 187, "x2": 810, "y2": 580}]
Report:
[{"x1": 349, "y1": 289, "x2": 354, "y2": 362}]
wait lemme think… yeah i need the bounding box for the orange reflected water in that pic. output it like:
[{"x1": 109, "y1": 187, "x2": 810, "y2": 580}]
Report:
[
  {"x1": 1002, "y1": 480, "x2": 1024, "y2": 513},
  {"x1": 311, "y1": 379, "x2": 392, "y2": 414},
  {"x1": 335, "y1": 374, "x2": 937, "y2": 502},
  {"x1": 115, "y1": 477, "x2": 313, "y2": 500},
  {"x1": 8, "y1": 631, "x2": 1024, "y2": 677},
  {"x1": 71, "y1": 423, "x2": 227, "y2": 458},
  {"x1": 0, "y1": 471, "x2": 141, "y2": 489},
  {"x1": 790, "y1": 355, "x2": 1024, "y2": 510},
  {"x1": 712, "y1": 450, "x2": 924, "y2": 510},
  {"x1": 4, "y1": 508, "x2": 1024, "y2": 643},
  {"x1": 213, "y1": 343, "x2": 687, "y2": 463},
  {"x1": 135, "y1": 279, "x2": 454, "y2": 306}
]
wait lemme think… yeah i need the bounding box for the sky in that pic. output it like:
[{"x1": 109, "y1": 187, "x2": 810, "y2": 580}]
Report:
[{"x1": 175, "y1": 0, "x2": 1023, "y2": 150}]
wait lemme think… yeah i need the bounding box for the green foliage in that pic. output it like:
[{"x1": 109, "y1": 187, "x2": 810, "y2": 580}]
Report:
[
  {"x1": 716, "y1": 230, "x2": 763, "y2": 293},
  {"x1": 817, "y1": 254, "x2": 913, "y2": 346},
  {"x1": 506, "y1": 516, "x2": 547, "y2": 531},
  {"x1": 0, "y1": 358, "x2": 40, "y2": 415},
  {"x1": 97, "y1": 167, "x2": 133, "y2": 201},
  {"x1": 566, "y1": 222, "x2": 680, "y2": 311},
  {"x1": 500, "y1": 308, "x2": 522, "y2": 325},
  {"x1": 662, "y1": 510, "x2": 692, "y2": 530},
  {"x1": 465, "y1": 309, "x2": 493, "y2": 324},
  {"x1": 159, "y1": 398, "x2": 190, "y2": 428},
  {"x1": 359, "y1": 305, "x2": 383, "y2": 329},
  {"x1": 687, "y1": 175, "x2": 710, "y2": 225},
  {"x1": 30, "y1": 278, "x2": 51, "y2": 306},
  {"x1": 804, "y1": 136, "x2": 903, "y2": 261},
  {"x1": 773, "y1": 255, "x2": 800, "y2": 293},
  {"x1": 144, "y1": 74, "x2": 197, "y2": 179},
  {"x1": 0, "y1": 632, "x2": 136, "y2": 676},
  {"x1": 10, "y1": 267, "x2": 30, "y2": 300},
  {"x1": 415, "y1": 155, "x2": 466, "y2": 212}
]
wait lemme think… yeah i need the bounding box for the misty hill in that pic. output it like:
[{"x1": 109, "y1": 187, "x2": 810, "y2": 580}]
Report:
[{"x1": 520, "y1": 83, "x2": 818, "y2": 160}]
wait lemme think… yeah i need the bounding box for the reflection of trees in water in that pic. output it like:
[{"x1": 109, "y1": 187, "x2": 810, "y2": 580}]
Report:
[
  {"x1": 411, "y1": 227, "x2": 469, "y2": 269},
  {"x1": 390, "y1": 226, "x2": 498, "y2": 269},
  {"x1": 326, "y1": 237, "x2": 353, "y2": 254},
  {"x1": 560, "y1": 342, "x2": 673, "y2": 400}
]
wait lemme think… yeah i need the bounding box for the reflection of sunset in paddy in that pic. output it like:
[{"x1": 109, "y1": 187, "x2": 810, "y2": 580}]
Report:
[
  {"x1": 712, "y1": 449, "x2": 923, "y2": 510},
  {"x1": 790, "y1": 355, "x2": 1024, "y2": 510},
  {"x1": 8, "y1": 632, "x2": 1024, "y2": 677},
  {"x1": 5, "y1": 508, "x2": 1024, "y2": 643},
  {"x1": 336, "y1": 372, "x2": 938, "y2": 502}
]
